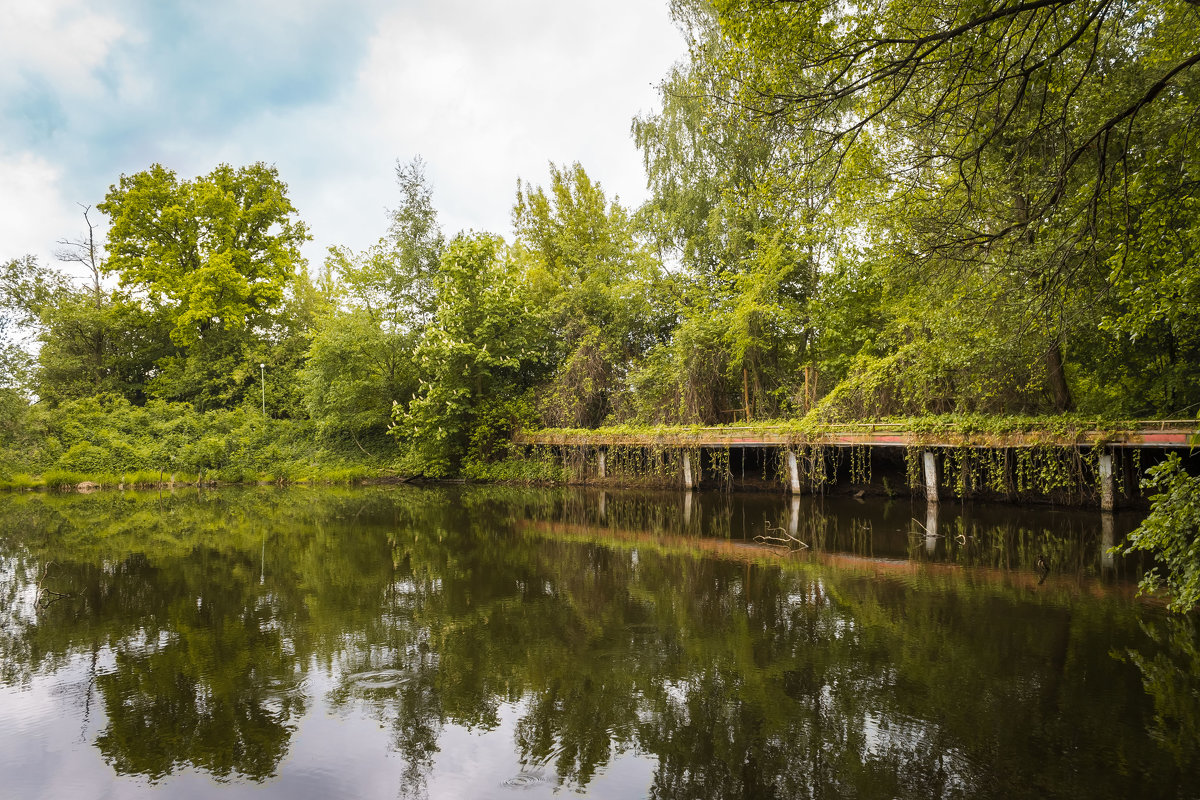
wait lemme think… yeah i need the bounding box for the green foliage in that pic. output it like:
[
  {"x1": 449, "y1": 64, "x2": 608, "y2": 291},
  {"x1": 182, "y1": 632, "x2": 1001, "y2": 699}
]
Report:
[
  {"x1": 97, "y1": 162, "x2": 310, "y2": 409},
  {"x1": 663, "y1": 0, "x2": 1200, "y2": 419},
  {"x1": 11, "y1": 31, "x2": 1196, "y2": 484},
  {"x1": 385, "y1": 156, "x2": 446, "y2": 324},
  {"x1": 391, "y1": 234, "x2": 545, "y2": 476},
  {"x1": 100, "y1": 162, "x2": 309, "y2": 346},
  {"x1": 35, "y1": 295, "x2": 172, "y2": 405},
  {"x1": 630, "y1": 18, "x2": 835, "y2": 423},
  {"x1": 0, "y1": 255, "x2": 69, "y2": 392},
  {"x1": 1123, "y1": 455, "x2": 1200, "y2": 613},
  {"x1": 461, "y1": 452, "x2": 565, "y2": 484},
  {"x1": 303, "y1": 157, "x2": 442, "y2": 448},
  {"x1": 514, "y1": 163, "x2": 668, "y2": 427},
  {"x1": 303, "y1": 309, "x2": 418, "y2": 443},
  {"x1": 0, "y1": 395, "x2": 398, "y2": 488}
]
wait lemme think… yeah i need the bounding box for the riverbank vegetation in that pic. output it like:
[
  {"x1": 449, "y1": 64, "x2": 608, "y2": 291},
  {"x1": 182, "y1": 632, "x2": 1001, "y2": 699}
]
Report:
[{"x1": 2, "y1": 0, "x2": 1197, "y2": 489}]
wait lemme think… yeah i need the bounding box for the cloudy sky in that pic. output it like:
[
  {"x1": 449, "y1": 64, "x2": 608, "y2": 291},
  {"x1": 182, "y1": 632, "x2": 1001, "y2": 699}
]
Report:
[{"x1": 0, "y1": 0, "x2": 686, "y2": 276}]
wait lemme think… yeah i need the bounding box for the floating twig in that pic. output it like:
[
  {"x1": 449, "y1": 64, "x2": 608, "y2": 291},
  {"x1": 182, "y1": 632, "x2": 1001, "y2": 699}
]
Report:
[
  {"x1": 754, "y1": 522, "x2": 809, "y2": 551},
  {"x1": 34, "y1": 561, "x2": 75, "y2": 608}
]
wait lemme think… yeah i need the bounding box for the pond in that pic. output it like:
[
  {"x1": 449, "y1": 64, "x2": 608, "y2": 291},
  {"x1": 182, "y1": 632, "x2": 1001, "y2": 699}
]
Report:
[{"x1": 0, "y1": 486, "x2": 1197, "y2": 799}]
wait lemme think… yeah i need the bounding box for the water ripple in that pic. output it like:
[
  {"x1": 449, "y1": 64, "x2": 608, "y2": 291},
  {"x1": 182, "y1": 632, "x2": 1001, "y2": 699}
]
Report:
[
  {"x1": 344, "y1": 669, "x2": 410, "y2": 690},
  {"x1": 501, "y1": 771, "x2": 548, "y2": 789}
]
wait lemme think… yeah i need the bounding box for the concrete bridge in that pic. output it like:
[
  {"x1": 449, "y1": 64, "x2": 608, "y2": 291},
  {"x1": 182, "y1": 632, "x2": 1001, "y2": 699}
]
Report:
[{"x1": 515, "y1": 421, "x2": 1199, "y2": 511}]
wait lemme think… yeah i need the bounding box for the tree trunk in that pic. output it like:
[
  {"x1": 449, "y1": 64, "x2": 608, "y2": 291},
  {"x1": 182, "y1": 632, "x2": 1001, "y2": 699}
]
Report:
[{"x1": 1045, "y1": 338, "x2": 1073, "y2": 412}]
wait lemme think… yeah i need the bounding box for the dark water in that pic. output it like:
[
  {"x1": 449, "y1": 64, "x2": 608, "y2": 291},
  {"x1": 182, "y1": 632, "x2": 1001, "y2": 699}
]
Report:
[{"x1": 0, "y1": 486, "x2": 1197, "y2": 799}]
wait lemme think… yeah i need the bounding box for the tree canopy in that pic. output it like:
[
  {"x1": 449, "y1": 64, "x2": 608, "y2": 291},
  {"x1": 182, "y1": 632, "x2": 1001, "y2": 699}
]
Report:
[{"x1": 1, "y1": 0, "x2": 1197, "y2": 481}]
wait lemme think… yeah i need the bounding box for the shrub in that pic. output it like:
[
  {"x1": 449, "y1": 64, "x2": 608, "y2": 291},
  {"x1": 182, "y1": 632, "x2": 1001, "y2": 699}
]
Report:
[{"x1": 1122, "y1": 454, "x2": 1200, "y2": 613}]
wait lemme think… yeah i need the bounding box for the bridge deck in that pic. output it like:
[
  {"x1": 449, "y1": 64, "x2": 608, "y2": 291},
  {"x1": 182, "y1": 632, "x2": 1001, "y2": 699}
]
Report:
[{"x1": 515, "y1": 421, "x2": 1199, "y2": 450}]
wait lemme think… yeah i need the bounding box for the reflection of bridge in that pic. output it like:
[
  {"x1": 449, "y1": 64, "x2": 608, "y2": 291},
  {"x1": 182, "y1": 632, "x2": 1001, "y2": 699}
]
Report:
[
  {"x1": 515, "y1": 421, "x2": 1199, "y2": 510},
  {"x1": 521, "y1": 518, "x2": 1141, "y2": 603}
]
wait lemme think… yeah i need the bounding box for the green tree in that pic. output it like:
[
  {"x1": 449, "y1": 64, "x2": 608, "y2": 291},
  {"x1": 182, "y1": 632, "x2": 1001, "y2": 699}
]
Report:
[
  {"x1": 303, "y1": 157, "x2": 442, "y2": 444},
  {"x1": 304, "y1": 305, "x2": 419, "y2": 448},
  {"x1": 392, "y1": 234, "x2": 543, "y2": 476},
  {"x1": 98, "y1": 162, "x2": 310, "y2": 409},
  {"x1": 1122, "y1": 454, "x2": 1200, "y2": 614},
  {"x1": 678, "y1": 0, "x2": 1200, "y2": 417},
  {"x1": 631, "y1": 14, "x2": 838, "y2": 422},
  {"x1": 385, "y1": 156, "x2": 446, "y2": 326},
  {"x1": 513, "y1": 163, "x2": 667, "y2": 427}
]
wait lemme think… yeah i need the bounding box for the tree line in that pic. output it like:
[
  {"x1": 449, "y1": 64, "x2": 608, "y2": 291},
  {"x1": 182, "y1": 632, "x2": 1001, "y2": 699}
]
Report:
[{"x1": 2, "y1": 0, "x2": 1197, "y2": 480}]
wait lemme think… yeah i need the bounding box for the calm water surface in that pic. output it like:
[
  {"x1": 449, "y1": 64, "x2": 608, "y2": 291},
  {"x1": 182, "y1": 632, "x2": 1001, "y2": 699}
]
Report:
[{"x1": 0, "y1": 486, "x2": 1197, "y2": 799}]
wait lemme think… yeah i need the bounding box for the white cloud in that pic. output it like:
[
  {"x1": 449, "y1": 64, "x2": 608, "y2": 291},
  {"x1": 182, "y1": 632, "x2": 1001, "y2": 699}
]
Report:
[
  {"x1": 285, "y1": 0, "x2": 685, "y2": 261},
  {"x1": 0, "y1": 152, "x2": 74, "y2": 262},
  {"x1": 0, "y1": 0, "x2": 128, "y2": 99},
  {"x1": 0, "y1": 0, "x2": 686, "y2": 273}
]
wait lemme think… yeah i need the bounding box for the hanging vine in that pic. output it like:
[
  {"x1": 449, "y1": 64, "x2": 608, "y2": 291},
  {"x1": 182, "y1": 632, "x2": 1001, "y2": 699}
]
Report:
[{"x1": 849, "y1": 445, "x2": 871, "y2": 485}]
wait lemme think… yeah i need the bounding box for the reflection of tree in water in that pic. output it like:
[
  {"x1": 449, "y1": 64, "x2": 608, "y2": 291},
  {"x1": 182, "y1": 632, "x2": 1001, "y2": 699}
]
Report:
[
  {"x1": 95, "y1": 586, "x2": 304, "y2": 779},
  {"x1": 52, "y1": 551, "x2": 306, "y2": 781},
  {"x1": 0, "y1": 491, "x2": 327, "y2": 782},
  {"x1": 328, "y1": 641, "x2": 443, "y2": 799},
  {"x1": 2, "y1": 487, "x2": 1199, "y2": 797},
  {"x1": 1123, "y1": 614, "x2": 1200, "y2": 769},
  {"x1": 0, "y1": 550, "x2": 38, "y2": 688}
]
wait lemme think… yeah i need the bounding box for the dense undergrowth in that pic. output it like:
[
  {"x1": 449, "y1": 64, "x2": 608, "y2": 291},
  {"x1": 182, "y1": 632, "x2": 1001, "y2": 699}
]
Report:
[{"x1": 0, "y1": 395, "x2": 395, "y2": 490}]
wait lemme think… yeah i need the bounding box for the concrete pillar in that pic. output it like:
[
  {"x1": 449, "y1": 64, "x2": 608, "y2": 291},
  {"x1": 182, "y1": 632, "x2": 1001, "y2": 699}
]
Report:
[
  {"x1": 1101, "y1": 511, "x2": 1115, "y2": 573},
  {"x1": 923, "y1": 451, "x2": 940, "y2": 504},
  {"x1": 924, "y1": 501, "x2": 940, "y2": 556},
  {"x1": 1098, "y1": 452, "x2": 1115, "y2": 511},
  {"x1": 683, "y1": 489, "x2": 694, "y2": 526},
  {"x1": 789, "y1": 495, "x2": 801, "y2": 538},
  {"x1": 786, "y1": 449, "x2": 801, "y2": 493},
  {"x1": 682, "y1": 450, "x2": 697, "y2": 490},
  {"x1": 596, "y1": 448, "x2": 606, "y2": 480}
]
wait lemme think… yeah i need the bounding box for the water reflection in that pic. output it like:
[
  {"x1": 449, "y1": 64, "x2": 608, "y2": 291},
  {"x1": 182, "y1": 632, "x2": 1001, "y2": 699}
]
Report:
[{"x1": 0, "y1": 486, "x2": 1196, "y2": 798}]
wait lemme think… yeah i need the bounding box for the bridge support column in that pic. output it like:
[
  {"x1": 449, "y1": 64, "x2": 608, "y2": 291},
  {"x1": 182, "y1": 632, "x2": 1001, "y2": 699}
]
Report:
[
  {"x1": 682, "y1": 450, "x2": 697, "y2": 490},
  {"x1": 1101, "y1": 511, "x2": 1115, "y2": 573},
  {"x1": 596, "y1": 448, "x2": 606, "y2": 480},
  {"x1": 924, "y1": 501, "x2": 940, "y2": 556},
  {"x1": 789, "y1": 495, "x2": 800, "y2": 538},
  {"x1": 1098, "y1": 452, "x2": 1115, "y2": 511},
  {"x1": 923, "y1": 451, "x2": 940, "y2": 503},
  {"x1": 786, "y1": 449, "x2": 801, "y2": 493},
  {"x1": 683, "y1": 489, "x2": 694, "y2": 526}
]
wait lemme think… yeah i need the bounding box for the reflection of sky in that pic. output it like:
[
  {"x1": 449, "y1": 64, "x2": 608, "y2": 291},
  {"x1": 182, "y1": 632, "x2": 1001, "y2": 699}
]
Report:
[
  {"x1": 0, "y1": 650, "x2": 118, "y2": 799},
  {"x1": 0, "y1": 659, "x2": 659, "y2": 799}
]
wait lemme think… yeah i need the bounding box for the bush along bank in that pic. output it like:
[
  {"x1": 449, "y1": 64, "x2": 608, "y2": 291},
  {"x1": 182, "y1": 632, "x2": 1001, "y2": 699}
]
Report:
[{"x1": 0, "y1": 395, "x2": 399, "y2": 491}]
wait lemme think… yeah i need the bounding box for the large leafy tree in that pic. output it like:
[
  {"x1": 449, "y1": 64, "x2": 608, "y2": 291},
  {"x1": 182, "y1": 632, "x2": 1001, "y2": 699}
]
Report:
[
  {"x1": 513, "y1": 163, "x2": 668, "y2": 427},
  {"x1": 98, "y1": 162, "x2": 310, "y2": 409},
  {"x1": 392, "y1": 234, "x2": 544, "y2": 476},
  {"x1": 684, "y1": 0, "x2": 1200, "y2": 416},
  {"x1": 631, "y1": 17, "x2": 833, "y2": 422},
  {"x1": 303, "y1": 158, "x2": 443, "y2": 446}
]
